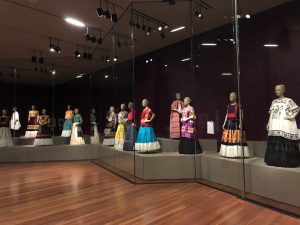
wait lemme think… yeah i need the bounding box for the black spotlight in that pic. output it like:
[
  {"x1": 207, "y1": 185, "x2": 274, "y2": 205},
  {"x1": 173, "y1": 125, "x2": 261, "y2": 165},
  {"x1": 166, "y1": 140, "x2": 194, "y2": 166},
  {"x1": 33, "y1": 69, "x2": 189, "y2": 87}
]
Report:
[
  {"x1": 117, "y1": 40, "x2": 121, "y2": 48},
  {"x1": 96, "y1": 7, "x2": 104, "y2": 17},
  {"x1": 106, "y1": 56, "x2": 110, "y2": 62},
  {"x1": 83, "y1": 52, "x2": 88, "y2": 59},
  {"x1": 34, "y1": 67, "x2": 38, "y2": 72},
  {"x1": 55, "y1": 46, "x2": 61, "y2": 53},
  {"x1": 39, "y1": 57, "x2": 44, "y2": 64},
  {"x1": 103, "y1": 10, "x2": 111, "y2": 20},
  {"x1": 88, "y1": 53, "x2": 93, "y2": 60},
  {"x1": 111, "y1": 13, "x2": 118, "y2": 23},
  {"x1": 168, "y1": 0, "x2": 176, "y2": 5},
  {"x1": 142, "y1": 24, "x2": 146, "y2": 31},
  {"x1": 136, "y1": 22, "x2": 141, "y2": 29},
  {"x1": 91, "y1": 35, "x2": 97, "y2": 43},
  {"x1": 97, "y1": 37, "x2": 103, "y2": 45},
  {"x1": 40, "y1": 67, "x2": 44, "y2": 72},
  {"x1": 75, "y1": 50, "x2": 81, "y2": 58},
  {"x1": 160, "y1": 32, "x2": 165, "y2": 39},
  {"x1": 31, "y1": 56, "x2": 37, "y2": 63},
  {"x1": 49, "y1": 44, "x2": 55, "y2": 52},
  {"x1": 84, "y1": 33, "x2": 91, "y2": 41},
  {"x1": 195, "y1": 11, "x2": 203, "y2": 19},
  {"x1": 147, "y1": 27, "x2": 152, "y2": 36}
]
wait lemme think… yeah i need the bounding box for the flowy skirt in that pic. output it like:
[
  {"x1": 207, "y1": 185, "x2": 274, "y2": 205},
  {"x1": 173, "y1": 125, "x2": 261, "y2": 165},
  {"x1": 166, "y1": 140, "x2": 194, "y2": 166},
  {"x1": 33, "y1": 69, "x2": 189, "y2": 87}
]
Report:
[
  {"x1": 135, "y1": 126, "x2": 160, "y2": 153},
  {"x1": 70, "y1": 123, "x2": 85, "y2": 145},
  {"x1": 0, "y1": 127, "x2": 13, "y2": 148}
]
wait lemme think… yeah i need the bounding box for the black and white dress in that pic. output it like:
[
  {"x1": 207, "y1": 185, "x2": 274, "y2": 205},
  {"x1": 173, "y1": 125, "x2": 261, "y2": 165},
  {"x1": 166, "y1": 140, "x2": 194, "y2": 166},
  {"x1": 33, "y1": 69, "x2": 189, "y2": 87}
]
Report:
[{"x1": 265, "y1": 97, "x2": 300, "y2": 167}]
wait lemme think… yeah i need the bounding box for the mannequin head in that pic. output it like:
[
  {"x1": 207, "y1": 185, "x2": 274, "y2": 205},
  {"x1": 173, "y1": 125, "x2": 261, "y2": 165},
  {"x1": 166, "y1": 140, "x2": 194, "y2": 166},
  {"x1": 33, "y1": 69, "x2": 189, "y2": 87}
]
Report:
[
  {"x1": 31, "y1": 105, "x2": 36, "y2": 110},
  {"x1": 142, "y1": 99, "x2": 149, "y2": 107},
  {"x1": 275, "y1": 84, "x2": 285, "y2": 98},
  {"x1": 42, "y1": 109, "x2": 47, "y2": 115},
  {"x1": 128, "y1": 102, "x2": 134, "y2": 109},
  {"x1": 74, "y1": 108, "x2": 79, "y2": 114},
  {"x1": 91, "y1": 108, "x2": 96, "y2": 114},
  {"x1": 175, "y1": 93, "x2": 181, "y2": 100},
  {"x1": 109, "y1": 106, "x2": 115, "y2": 112},
  {"x1": 67, "y1": 105, "x2": 71, "y2": 110},
  {"x1": 12, "y1": 106, "x2": 17, "y2": 112},
  {"x1": 2, "y1": 109, "x2": 7, "y2": 116},
  {"x1": 183, "y1": 97, "x2": 191, "y2": 106},
  {"x1": 120, "y1": 103, "x2": 126, "y2": 110},
  {"x1": 229, "y1": 92, "x2": 237, "y2": 103}
]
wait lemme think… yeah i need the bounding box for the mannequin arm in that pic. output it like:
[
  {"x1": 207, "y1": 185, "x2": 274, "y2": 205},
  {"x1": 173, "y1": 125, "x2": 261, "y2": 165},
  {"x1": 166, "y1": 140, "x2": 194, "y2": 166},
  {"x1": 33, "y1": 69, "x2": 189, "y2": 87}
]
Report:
[{"x1": 222, "y1": 115, "x2": 228, "y2": 129}]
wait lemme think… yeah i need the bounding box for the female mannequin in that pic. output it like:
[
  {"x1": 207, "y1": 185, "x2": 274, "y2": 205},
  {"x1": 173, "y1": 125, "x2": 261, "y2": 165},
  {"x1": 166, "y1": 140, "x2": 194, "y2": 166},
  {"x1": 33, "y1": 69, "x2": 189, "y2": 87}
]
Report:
[
  {"x1": 0, "y1": 109, "x2": 13, "y2": 148},
  {"x1": 25, "y1": 105, "x2": 40, "y2": 138},
  {"x1": 265, "y1": 84, "x2": 300, "y2": 167},
  {"x1": 90, "y1": 108, "x2": 100, "y2": 144},
  {"x1": 178, "y1": 97, "x2": 202, "y2": 154},
  {"x1": 34, "y1": 109, "x2": 53, "y2": 146},
  {"x1": 10, "y1": 106, "x2": 21, "y2": 137},
  {"x1": 114, "y1": 104, "x2": 128, "y2": 150},
  {"x1": 219, "y1": 92, "x2": 252, "y2": 158},
  {"x1": 123, "y1": 102, "x2": 137, "y2": 151},
  {"x1": 70, "y1": 108, "x2": 85, "y2": 145},
  {"x1": 170, "y1": 93, "x2": 183, "y2": 139},
  {"x1": 135, "y1": 99, "x2": 160, "y2": 152},
  {"x1": 103, "y1": 106, "x2": 117, "y2": 146},
  {"x1": 61, "y1": 105, "x2": 74, "y2": 137}
]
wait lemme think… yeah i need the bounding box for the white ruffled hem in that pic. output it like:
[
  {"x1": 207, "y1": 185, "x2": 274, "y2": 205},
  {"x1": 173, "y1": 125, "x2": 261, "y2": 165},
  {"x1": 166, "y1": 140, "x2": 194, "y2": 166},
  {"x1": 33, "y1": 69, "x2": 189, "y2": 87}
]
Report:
[
  {"x1": 25, "y1": 131, "x2": 38, "y2": 138},
  {"x1": 135, "y1": 141, "x2": 161, "y2": 152},
  {"x1": 219, "y1": 144, "x2": 253, "y2": 158},
  {"x1": 103, "y1": 138, "x2": 115, "y2": 146},
  {"x1": 114, "y1": 139, "x2": 124, "y2": 150},
  {"x1": 70, "y1": 124, "x2": 85, "y2": 145},
  {"x1": 34, "y1": 138, "x2": 53, "y2": 146},
  {"x1": 61, "y1": 130, "x2": 71, "y2": 137}
]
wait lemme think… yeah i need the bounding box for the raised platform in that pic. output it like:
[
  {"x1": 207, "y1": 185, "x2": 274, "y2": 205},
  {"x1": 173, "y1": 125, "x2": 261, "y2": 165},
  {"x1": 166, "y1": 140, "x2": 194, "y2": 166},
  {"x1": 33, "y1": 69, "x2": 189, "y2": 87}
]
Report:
[{"x1": 0, "y1": 137, "x2": 299, "y2": 208}]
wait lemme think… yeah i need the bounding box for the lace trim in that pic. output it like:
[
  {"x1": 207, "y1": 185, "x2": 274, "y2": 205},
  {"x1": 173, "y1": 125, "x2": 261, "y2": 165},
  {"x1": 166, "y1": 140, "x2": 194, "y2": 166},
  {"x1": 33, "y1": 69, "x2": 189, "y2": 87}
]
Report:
[{"x1": 268, "y1": 130, "x2": 299, "y2": 140}]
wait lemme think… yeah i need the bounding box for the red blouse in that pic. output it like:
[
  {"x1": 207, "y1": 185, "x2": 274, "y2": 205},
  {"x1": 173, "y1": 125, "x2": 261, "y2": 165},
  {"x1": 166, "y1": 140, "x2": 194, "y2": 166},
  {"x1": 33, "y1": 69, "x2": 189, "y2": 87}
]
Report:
[
  {"x1": 140, "y1": 107, "x2": 153, "y2": 127},
  {"x1": 227, "y1": 103, "x2": 239, "y2": 119},
  {"x1": 128, "y1": 108, "x2": 135, "y2": 124}
]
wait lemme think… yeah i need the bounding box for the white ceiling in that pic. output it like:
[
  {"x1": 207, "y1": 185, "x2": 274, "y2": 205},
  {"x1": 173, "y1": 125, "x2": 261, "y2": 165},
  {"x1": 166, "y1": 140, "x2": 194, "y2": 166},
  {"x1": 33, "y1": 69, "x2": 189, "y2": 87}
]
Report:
[{"x1": 0, "y1": 0, "x2": 290, "y2": 85}]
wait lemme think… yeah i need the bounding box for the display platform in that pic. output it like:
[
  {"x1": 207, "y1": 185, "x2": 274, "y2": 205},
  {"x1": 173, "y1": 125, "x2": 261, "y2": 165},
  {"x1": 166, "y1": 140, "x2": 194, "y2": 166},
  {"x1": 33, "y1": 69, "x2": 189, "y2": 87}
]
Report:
[{"x1": 13, "y1": 136, "x2": 93, "y2": 145}]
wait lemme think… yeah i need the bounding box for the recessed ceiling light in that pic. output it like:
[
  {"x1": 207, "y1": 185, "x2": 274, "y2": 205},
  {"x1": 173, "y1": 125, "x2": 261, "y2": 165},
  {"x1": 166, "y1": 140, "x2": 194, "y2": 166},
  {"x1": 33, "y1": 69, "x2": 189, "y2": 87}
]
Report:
[
  {"x1": 264, "y1": 44, "x2": 279, "y2": 47},
  {"x1": 164, "y1": 64, "x2": 168, "y2": 67},
  {"x1": 195, "y1": 65, "x2": 199, "y2": 68},
  {"x1": 170, "y1": 26, "x2": 186, "y2": 33},
  {"x1": 181, "y1": 58, "x2": 191, "y2": 62},
  {"x1": 201, "y1": 43, "x2": 217, "y2": 46},
  {"x1": 221, "y1": 73, "x2": 233, "y2": 76},
  {"x1": 245, "y1": 14, "x2": 251, "y2": 19},
  {"x1": 76, "y1": 75, "x2": 82, "y2": 79},
  {"x1": 105, "y1": 75, "x2": 109, "y2": 78},
  {"x1": 65, "y1": 17, "x2": 85, "y2": 27}
]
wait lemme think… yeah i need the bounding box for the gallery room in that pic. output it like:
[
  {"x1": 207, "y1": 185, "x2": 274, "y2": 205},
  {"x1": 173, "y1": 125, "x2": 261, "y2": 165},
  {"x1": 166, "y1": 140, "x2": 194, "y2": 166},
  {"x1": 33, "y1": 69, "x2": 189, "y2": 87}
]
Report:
[{"x1": 0, "y1": 0, "x2": 299, "y2": 224}]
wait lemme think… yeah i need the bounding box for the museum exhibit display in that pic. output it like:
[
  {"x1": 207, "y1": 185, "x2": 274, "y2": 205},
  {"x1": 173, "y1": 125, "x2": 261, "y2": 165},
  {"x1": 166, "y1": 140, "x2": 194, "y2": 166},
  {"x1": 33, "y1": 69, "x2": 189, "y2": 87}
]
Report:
[{"x1": 0, "y1": 0, "x2": 299, "y2": 216}]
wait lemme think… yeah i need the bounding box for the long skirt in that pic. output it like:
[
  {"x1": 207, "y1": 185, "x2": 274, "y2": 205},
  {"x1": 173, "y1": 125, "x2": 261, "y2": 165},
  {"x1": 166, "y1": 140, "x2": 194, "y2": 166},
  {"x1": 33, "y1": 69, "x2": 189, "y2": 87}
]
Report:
[
  {"x1": 114, "y1": 123, "x2": 125, "y2": 150},
  {"x1": 34, "y1": 124, "x2": 53, "y2": 146},
  {"x1": 90, "y1": 123, "x2": 100, "y2": 144},
  {"x1": 61, "y1": 119, "x2": 72, "y2": 137},
  {"x1": 102, "y1": 126, "x2": 116, "y2": 146},
  {"x1": 179, "y1": 138, "x2": 202, "y2": 154},
  {"x1": 170, "y1": 112, "x2": 181, "y2": 139},
  {"x1": 123, "y1": 123, "x2": 137, "y2": 151},
  {"x1": 25, "y1": 117, "x2": 39, "y2": 138},
  {"x1": 219, "y1": 119, "x2": 252, "y2": 158},
  {"x1": 70, "y1": 123, "x2": 85, "y2": 145},
  {"x1": 135, "y1": 126, "x2": 160, "y2": 153},
  {"x1": 0, "y1": 127, "x2": 13, "y2": 148},
  {"x1": 264, "y1": 136, "x2": 300, "y2": 168}
]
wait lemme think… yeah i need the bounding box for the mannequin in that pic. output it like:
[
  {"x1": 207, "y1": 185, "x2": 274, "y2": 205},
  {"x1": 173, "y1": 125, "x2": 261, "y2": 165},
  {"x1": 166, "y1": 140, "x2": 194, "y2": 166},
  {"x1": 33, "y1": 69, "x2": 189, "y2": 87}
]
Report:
[
  {"x1": 90, "y1": 108, "x2": 100, "y2": 144},
  {"x1": 0, "y1": 109, "x2": 13, "y2": 148},
  {"x1": 70, "y1": 108, "x2": 85, "y2": 145},
  {"x1": 34, "y1": 109, "x2": 53, "y2": 146},
  {"x1": 25, "y1": 105, "x2": 40, "y2": 138},
  {"x1": 103, "y1": 106, "x2": 117, "y2": 146},
  {"x1": 170, "y1": 93, "x2": 183, "y2": 139},
  {"x1": 123, "y1": 102, "x2": 137, "y2": 151},
  {"x1": 135, "y1": 99, "x2": 160, "y2": 153},
  {"x1": 219, "y1": 92, "x2": 252, "y2": 158},
  {"x1": 10, "y1": 106, "x2": 21, "y2": 137},
  {"x1": 61, "y1": 105, "x2": 74, "y2": 137},
  {"x1": 178, "y1": 97, "x2": 202, "y2": 154},
  {"x1": 114, "y1": 104, "x2": 128, "y2": 150},
  {"x1": 265, "y1": 84, "x2": 300, "y2": 167}
]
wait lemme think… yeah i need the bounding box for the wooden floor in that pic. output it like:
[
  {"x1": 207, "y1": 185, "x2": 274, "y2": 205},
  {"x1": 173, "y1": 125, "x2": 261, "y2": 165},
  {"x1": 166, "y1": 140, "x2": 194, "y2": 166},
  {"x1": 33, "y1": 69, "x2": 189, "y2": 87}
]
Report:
[{"x1": 0, "y1": 162, "x2": 298, "y2": 225}]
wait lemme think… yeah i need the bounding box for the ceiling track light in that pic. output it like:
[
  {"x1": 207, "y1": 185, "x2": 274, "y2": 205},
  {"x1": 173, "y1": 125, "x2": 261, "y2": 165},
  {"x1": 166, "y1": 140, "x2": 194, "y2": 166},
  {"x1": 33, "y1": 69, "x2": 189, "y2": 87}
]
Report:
[
  {"x1": 49, "y1": 37, "x2": 55, "y2": 52},
  {"x1": 103, "y1": 2, "x2": 111, "y2": 20},
  {"x1": 75, "y1": 45, "x2": 81, "y2": 58},
  {"x1": 136, "y1": 15, "x2": 140, "y2": 29},
  {"x1": 195, "y1": 4, "x2": 204, "y2": 19},
  {"x1": 111, "y1": 4, "x2": 118, "y2": 23},
  {"x1": 98, "y1": 31, "x2": 103, "y2": 45},
  {"x1": 55, "y1": 40, "x2": 61, "y2": 53},
  {"x1": 96, "y1": 0, "x2": 104, "y2": 17}
]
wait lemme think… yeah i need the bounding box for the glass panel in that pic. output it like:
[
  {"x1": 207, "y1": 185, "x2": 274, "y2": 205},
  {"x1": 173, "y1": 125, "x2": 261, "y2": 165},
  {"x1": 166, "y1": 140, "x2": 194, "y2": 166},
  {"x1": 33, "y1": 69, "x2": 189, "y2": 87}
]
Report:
[{"x1": 239, "y1": 0, "x2": 300, "y2": 215}]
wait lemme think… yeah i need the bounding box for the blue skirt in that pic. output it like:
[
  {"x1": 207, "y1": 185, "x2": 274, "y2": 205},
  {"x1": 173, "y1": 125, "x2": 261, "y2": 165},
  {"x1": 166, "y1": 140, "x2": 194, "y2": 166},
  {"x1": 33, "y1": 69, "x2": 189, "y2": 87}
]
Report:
[
  {"x1": 135, "y1": 126, "x2": 160, "y2": 152},
  {"x1": 63, "y1": 119, "x2": 72, "y2": 131}
]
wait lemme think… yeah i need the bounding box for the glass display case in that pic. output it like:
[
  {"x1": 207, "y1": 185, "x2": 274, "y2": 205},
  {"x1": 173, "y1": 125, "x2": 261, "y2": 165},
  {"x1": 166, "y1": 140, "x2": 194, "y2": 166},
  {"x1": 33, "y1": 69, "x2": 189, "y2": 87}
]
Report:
[{"x1": 0, "y1": 0, "x2": 299, "y2": 216}]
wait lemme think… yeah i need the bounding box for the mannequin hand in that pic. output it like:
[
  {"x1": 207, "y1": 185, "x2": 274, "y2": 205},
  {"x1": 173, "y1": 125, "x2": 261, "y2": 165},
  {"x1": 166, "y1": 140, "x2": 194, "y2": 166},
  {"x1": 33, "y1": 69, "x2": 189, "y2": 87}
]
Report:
[
  {"x1": 284, "y1": 116, "x2": 293, "y2": 121},
  {"x1": 132, "y1": 123, "x2": 135, "y2": 126},
  {"x1": 222, "y1": 125, "x2": 225, "y2": 130},
  {"x1": 266, "y1": 124, "x2": 269, "y2": 131},
  {"x1": 144, "y1": 119, "x2": 150, "y2": 123}
]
